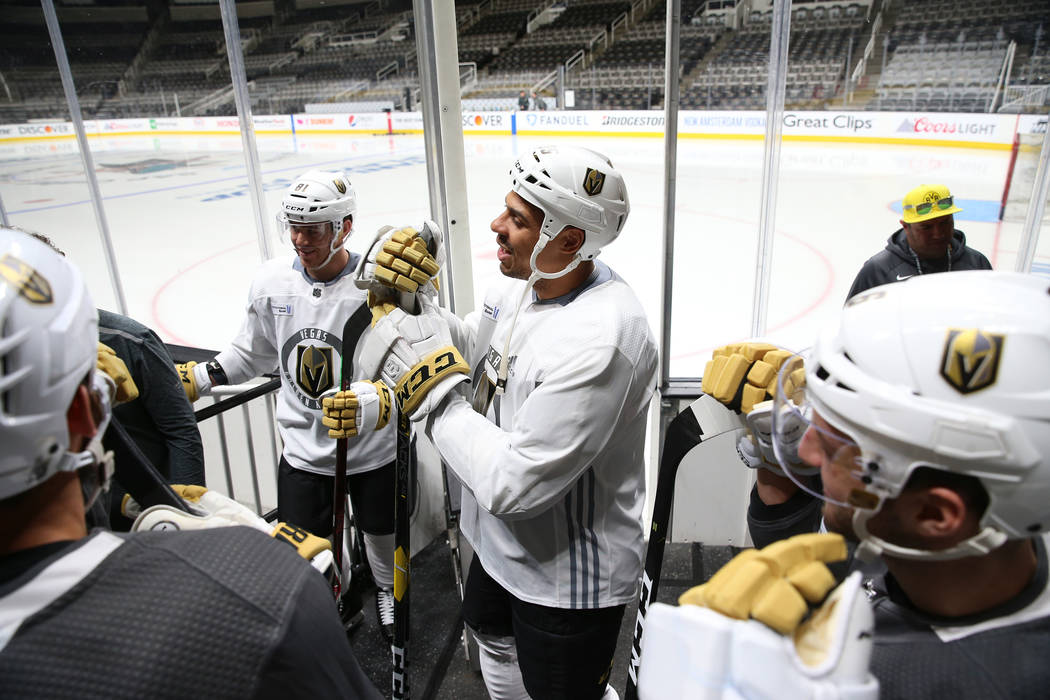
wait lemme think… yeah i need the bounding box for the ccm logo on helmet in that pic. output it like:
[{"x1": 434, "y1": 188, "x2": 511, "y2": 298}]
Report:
[{"x1": 940, "y1": 328, "x2": 1004, "y2": 394}]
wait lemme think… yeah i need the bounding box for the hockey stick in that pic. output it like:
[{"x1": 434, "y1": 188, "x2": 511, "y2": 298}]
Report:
[
  {"x1": 391, "y1": 398, "x2": 412, "y2": 700},
  {"x1": 333, "y1": 305, "x2": 374, "y2": 603},
  {"x1": 389, "y1": 221, "x2": 447, "y2": 700},
  {"x1": 624, "y1": 393, "x2": 746, "y2": 699},
  {"x1": 107, "y1": 416, "x2": 195, "y2": 514}
]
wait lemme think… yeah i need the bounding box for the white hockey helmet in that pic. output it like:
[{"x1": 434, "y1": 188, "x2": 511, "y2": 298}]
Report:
[
  {"x1": 276, "y1": 169, "x2": 357, "y2": 267},
  {"x1": 774, "y1": 271, "x2": 1050, "y2": 561},
  {"x1": 509, "y1": 145, "x2": 629, "y2": 280},
  {"x1": 0, "y1": 228, "x2": 100, "y2": 501}
]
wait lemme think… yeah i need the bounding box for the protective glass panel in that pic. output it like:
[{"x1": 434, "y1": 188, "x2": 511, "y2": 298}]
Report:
[
  {"x1": 0, "y1": 3, "x2": 118, "y2": 310},
  {"x1": 2, "y1": 3, "x2": 1047, "y2": 380},
  {"x1": 666, "y1": 1, "x2": 1049, "y2": 377}
]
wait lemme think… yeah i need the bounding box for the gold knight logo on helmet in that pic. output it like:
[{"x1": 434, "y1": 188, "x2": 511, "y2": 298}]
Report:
[
  {"x1": 297, "y1": 344, "x2": 334, "y2": 398},
  {"x1": 0, "y1": 253, "x2": 53, "y2": 305},
  {"x1": 940, "y1": 328, "x2": 1004, "y2": 394},
  {"x1": 582, "y1": 168, "x2": 606, "y2": 196},
  {"x1": 333, "y1": 179, "x2": 346, "y2": 194}
]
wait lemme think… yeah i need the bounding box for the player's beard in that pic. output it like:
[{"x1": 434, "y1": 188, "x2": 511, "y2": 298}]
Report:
[{"x1": 496, "y1": 236, "x2": 529, "y2": 280}]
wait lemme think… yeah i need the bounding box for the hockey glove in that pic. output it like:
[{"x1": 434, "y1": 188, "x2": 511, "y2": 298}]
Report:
[
  {"x1": 738, "y1": 399, "x2": 816, "y2": 477},
  {"x1": 703, "y1": 343, "x2": 808, "y2": 475},
  {"x1": 367, "y1": 290, "x2": 400, "y2": 328},
  {"x1": 176, "y1": 361, "x2": 206, "y2": 402},
  {"x1": 97, "y1": 342, "x2": 139, "y2": 404},
  {"x1": 127, "y1": 485, "x2": 333, "y2": 573},
  {"x1": 679, "y1": 532, "x2": 848, "y2": 635},
  {"x1": 702, "y1": 342, "x2": 796, "y2": 415},
  {"x1": 355, "y1": 221, "x2": 443, "y2": 298},
  {"x1": 321, "y1": 380, "x2": 393, "y2": 438},
  {"x1": 638, "y1": 571, "x2": 878, "y2": 700},
  {"x1": 358, "y1": 293, "x2": 469, "y2": 419}
]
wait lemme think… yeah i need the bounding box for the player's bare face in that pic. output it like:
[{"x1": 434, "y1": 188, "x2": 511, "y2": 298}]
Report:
[
  {"x1": 797, "y1": 411, "x2": 863, "y2": 539},
  {"x1": 903, "y1": 214, "x2": 954, "y2": 260},
  {"x1": 491, "y1": 192, "x2": 543, "y2": 280},
  {"x1": 290, "y1": 222, "x2": 334, "y2": 269}
]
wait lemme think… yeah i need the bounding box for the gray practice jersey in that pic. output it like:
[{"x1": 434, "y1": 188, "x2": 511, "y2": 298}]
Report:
[
  {"x1": 866, "y1": 533, "x2": 1050, "y2": 699},
  {"x1": 0, "y1": 527, "x2": 381, "y2": 699},
  {"x1": 215, "y1": 255, "x2": 394, "y2": 476},
  {"x1": 430, "y1": 262, "x2": 658, "y2": 609},
  {"x1": 747, "y1": 488, "x2": 1050, "y2": 698}
]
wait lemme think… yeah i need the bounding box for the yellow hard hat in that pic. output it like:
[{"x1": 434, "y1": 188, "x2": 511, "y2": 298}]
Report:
[{"x1": 901, "y1": 184, "x2": 963, "y2": 224}]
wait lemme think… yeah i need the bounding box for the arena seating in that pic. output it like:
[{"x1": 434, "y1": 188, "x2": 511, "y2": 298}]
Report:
[
  {"x1": 681, "y1": 5, "x2": 864, "y2": 110},
  {"x1": 0, "y1": 0, "x2": 1046, "y2": 121},
  {"x1": 872, "y1": 0, "x2": 1046, "y2": 111}
]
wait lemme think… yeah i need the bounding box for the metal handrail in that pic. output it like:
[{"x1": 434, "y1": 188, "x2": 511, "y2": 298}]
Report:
[
  {"x1": 377, "y1": 60, "x2": 400, "y2": 80},
  {"x1": 194, "y1": 377, "x2": 281, "y2": 422},
  {"x1": 194, "y1": 378, "x2": 282, "y2": 514},
  {"x1": 526, "y1": 0, "x2": 557, "y2": 34}
]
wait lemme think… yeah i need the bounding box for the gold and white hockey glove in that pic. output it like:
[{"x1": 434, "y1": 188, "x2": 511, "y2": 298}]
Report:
[
  {"x1": 97, "y1": 342, "x2": 139, "y2": 404},
  {"x1": 702, "y1": 342, "x2": 797, "y2": 415},
  {"x1": 703, "y1": 342, "x2": 809, "y2": 475},
  {"x1": 321, "y1": 380, "x2": 393, "y2": 438},
  {"x1": 355, "y1": 221, "x2": 443, "y2": 298},
  {"x1": 358, "y1": 293, "x2": 469, "y2": 419},
  {"x1": 175, "y1": 361, "x2": 206, "y2": 403},
  {"x1": 638, "y1": 569, "x2": 878, "y2": 700},
  {"x1": 126, "y1": 485, "x2": 333, "y2": 574},
  {"x1": 681, "y1": 533, "x2": 848, "y2": 635},
  {"x1": 738, "y1": 398, "x2": 816, "y2": 477}
]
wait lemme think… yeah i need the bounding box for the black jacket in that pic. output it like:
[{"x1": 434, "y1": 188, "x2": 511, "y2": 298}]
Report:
[{"x1": 846, "y1": 228, "x2": 992, "y2": 301}]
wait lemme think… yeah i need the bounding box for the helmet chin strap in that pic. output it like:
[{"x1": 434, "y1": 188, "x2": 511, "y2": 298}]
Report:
[
  {"x1": 494, "y1": 233, "x2": 581, "y2": 394},
  {"x1": 293, "y1": 220, "x2": 348, "y2": 271},
  {"x1": 317, "y1": 224, "x2": 349, "y2": 270},
  {"x1": 527, "y1": 232, "x2": 582, "y2": 281},
  {"x1": 852, "y1": 507, "x2": 1009, "y2": 563},
  {"x1": 77, "y1": 371, "x2": 117, "y2": 510}
]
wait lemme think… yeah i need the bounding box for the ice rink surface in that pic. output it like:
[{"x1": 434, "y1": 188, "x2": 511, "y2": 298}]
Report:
[{"x1": 3, "y1": 131, "x2": 1046, "y2": 377}]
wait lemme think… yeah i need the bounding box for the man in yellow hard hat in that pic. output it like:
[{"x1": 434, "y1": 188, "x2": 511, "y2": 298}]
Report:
[{"x1": 846, "y1": 183, "x2": 991, "y2": 300}]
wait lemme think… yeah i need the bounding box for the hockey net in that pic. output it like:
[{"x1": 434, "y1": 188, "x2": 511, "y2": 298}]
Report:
[{"x1": 1000, "y1": 131, "x2": 1050, "y2": 222}]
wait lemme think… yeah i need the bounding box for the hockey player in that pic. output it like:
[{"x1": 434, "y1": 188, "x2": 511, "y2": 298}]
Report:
[
  {"x1": 338, "y1": 145, "x2": 659, "y2": 699},
  {"x1": 0, "y1": 228, "x2": 381, "y2": 699},
  {"x1": 16, "y1": 231, "x2": 206, "y2": 529},
  {"x1": 645, "y1": 271, "x2": 1050, "y2": 698},
  {"x1": 99, "y1": 309, "x2": 206, "y2": 530},
  {"x1": 846, "y1": 183, "x2": 991, "y2": 300},
  {"x1": 175, "y1": 170, "x2": 399, "y2": 639}
]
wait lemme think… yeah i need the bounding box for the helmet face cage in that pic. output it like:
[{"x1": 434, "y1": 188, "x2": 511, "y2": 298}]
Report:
[
  {"x1": 277, "y1": 170, "x2": 357, "y2": 263},
  {"x1": 785, "y1": 271, "x2": 1050, "y2": 557},
  {"x1": 771, "y1": 352, "x2": 867, "y2": 510},
  {"x1": 0, "y1": 229, "x2": 99, "y2": 500},
  {"x1": 509, "y1": 145, "x2": 629, "y2": 274}
]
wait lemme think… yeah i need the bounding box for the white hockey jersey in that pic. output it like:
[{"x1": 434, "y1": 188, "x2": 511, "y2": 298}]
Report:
[
  {"x1": 215, "y1": 255, "x2": 394, "y2": 476},
  {"x1": 429, "y1": 263, "x2": 658, "y2": 609}
]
